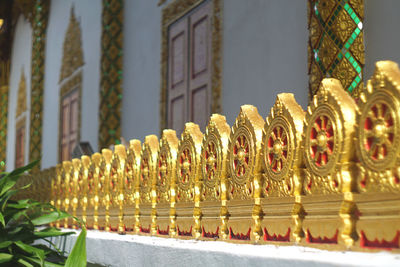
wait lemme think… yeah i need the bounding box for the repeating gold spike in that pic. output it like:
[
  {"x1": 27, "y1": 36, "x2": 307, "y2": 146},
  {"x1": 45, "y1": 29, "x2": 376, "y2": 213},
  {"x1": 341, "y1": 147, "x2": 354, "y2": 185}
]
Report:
[
  {"x1": 157, "y1": 130, "x2": 179, "y2": 237},
  {"x1": 102, "y1": 148, "x2": 113, "y2": 231}
]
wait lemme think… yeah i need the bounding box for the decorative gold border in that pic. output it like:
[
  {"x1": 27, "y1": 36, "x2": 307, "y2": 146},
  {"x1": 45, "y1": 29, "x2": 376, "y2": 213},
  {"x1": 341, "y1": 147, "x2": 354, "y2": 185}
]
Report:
[
  {"x1": 29, "y1": 0, "x2": 50, "y2": 172},
  {"x1": 159, "y1": 0, "x2": 223, "y2": 133},
  {"x1": 98, "y1": 0, "x2": 124, "y2": 150},
  {"x1": 58, "y1": 71, "x2": 82, "y2": 163}
]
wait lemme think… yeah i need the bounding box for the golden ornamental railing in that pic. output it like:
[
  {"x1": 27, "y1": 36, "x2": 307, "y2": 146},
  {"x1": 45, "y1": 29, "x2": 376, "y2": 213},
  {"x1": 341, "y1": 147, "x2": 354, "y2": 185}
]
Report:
[{"x1": 16, "y1": 61, "x2": 400, "y2": 251}]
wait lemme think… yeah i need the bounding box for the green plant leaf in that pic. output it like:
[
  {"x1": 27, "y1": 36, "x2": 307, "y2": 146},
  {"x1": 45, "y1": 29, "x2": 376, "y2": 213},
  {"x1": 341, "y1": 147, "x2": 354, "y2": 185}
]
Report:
[
  {"x1": 0, "y1": 189, "x2": 19, "y2": 212},
  {"x1": 34, "y1": 227, "x2": 74, "y2": 238},
  {"x1": 65, "y1": 228, "x2": 87, "y2": 267},
  {"x1": 0, "y1": 241, "x2": 12, "y2": 249},
  {"x1": 21, "y1": 255, "x2": 64, "y2": 267},
  {"x1": 0, "y1": 252, "x2": 13, "y2": 263},
  {"x1": 7, "y1": 160, "x2": 38, "y2": 178},
  {"x1": 31, "y1": 210, "x2": 70, "y2": 226},
  {"x1": 0, "y1": 212, "x2": 4, "y2": 227},
  {"x1": 15, "y1": 241, "x2": 46, "y2": 265},
  {"x1": 17, "y1": 257, "x2": 34, "y2": 267}
]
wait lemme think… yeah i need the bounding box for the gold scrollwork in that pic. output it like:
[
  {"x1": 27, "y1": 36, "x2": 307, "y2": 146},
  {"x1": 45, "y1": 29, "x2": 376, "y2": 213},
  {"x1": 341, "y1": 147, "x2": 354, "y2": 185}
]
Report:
[
  {"x1": 139, "y1": 136, "x2": 159, "y2": 203},
  {"x1": 138, "y1": 135, "x2": 159, "y2": 235},
  {"x1": 113, "y1": 144, "x2": 127, "y2": 233},
  {"x1": 62, "y1": 161, "x2": 73, "y2": 228},
  {"x1": 303, "y1": 79, "x2": 358, "y2": 195},
  {"x1": 71, "y1": 158, "x2": 81, "y2": 229},
  {"x1": 356, "y1": 61, "x2": 400, "y2": 193},
  {"x1": 158, "y1": 130, "x2": 179, "y2": 236},
  {"x1": 228, "y1": 105, "x2": 264, "y2": 201},
  {"x1": 157, "y1": 130, "x2": 179, "y2": 203},
  {"x1": 262, "y1": 93, "x2": 305, "y2": 197},
  {"x1": 201, "y1": 114, "x2": 230, "y2": 201},
  {"x1": 90, "y1": 153, "x2": 102, "y2": 230},
  {"x1": 177, "y1": 123, "x2": 203, "y2": 203},
  {"x1": 126, "y1": 140, "x2": 141, "y2": 206},
  {"x1": 80, "y1": 155, "x2": 91, "y2": 226},
  {"x1": 101, "y1": 148, "x2": 113, "y2": 231}
]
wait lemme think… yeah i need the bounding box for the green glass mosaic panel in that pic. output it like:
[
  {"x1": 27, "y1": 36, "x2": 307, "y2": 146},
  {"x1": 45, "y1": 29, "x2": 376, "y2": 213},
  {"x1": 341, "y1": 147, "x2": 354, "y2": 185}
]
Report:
[
  {"x1": 308, "y1": 0, "x2": 364, "y2": 99},
  {"x1": 99, "y1": 0, "x2": 124, "y2": 150}
]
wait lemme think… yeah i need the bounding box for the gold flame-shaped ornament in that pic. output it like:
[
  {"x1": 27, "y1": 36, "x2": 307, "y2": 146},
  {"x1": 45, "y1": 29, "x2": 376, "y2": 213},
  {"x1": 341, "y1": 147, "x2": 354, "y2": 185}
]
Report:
[
  {"x1": 137, "y1": 135, "x2": 159, "y2": 235},
  {"x1": 200, "y1": 114, "x2": 230, "y2": 239},
  {"x1": 157, "y1": 130, "x2": 179, "y2": 237},
  {"x1": 227, "y1": 105, "x2": 264, "y2": 241}
]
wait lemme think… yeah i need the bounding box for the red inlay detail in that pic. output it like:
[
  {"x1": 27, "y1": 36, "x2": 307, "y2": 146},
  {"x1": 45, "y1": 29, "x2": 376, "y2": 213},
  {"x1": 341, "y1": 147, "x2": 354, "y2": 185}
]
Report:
[
  {"x1": 263, "y1": 227, "x2": 291, "y2": 242},
  {"x1": 307, "y1": 178, "x2": 312, "y2": 191},
  {"x1": 125, "y1": 227, "x2": 134, "y2": 232},
  {"x1": 360, "y1": 174, "x2": 367, "y2": 188},
  {"x1": 202, "y1": 226, "x2": 219, "y2": 239},
  {"x1": 306, "y1": 229, "x2": 338, "y2": 244},
  {"x1": 394, "y1": 174, "x2": 400, "y2": 185},
  {"x1": 157, "y1": 226, "x2": 169, "y2": 235},
  {"x1": 310, "y1": 127, "x2": 317, "y2": 139},
  {"x1": 360, "y1": 230, "x2": 400, "y2": 250},
  {"x1": 229, "y1": 227, "x2": 251, "y2": 241},
  {"x1": 265, "y1": 181, "x2": 269, "y2": 194},
  {"x1": 177, "y1": 226, "x2": 192, "y2": 236},
  {"x1": 364, "y1": 117, "x2": 372, "y2": 130},
  {"x1": 140, "y1": 225, "x2": 151, "y2": 233}
]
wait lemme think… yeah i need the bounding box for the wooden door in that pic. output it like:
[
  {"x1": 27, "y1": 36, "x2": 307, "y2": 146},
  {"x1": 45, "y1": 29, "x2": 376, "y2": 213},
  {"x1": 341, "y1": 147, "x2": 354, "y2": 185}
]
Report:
[
  {"x1": 168, "y1": 17, "x2": 188, "y2": 136},
  {"x1": 60, "y1": 89, "x2": 79, "y2": 162},
  {"x1": 188, "y1": 1, "x2": 212, "y2": 131}
]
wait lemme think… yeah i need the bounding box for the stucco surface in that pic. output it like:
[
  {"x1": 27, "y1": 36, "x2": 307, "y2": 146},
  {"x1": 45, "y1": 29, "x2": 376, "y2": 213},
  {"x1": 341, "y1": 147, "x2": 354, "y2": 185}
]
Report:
[{"x1": 43, "y1": 230, "x2": 400, "y2": 267}]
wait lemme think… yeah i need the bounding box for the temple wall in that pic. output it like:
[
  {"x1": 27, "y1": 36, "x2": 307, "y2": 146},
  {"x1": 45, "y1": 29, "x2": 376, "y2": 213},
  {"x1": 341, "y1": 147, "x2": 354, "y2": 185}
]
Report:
[
  {"x1": 222, "y1": 0, "x2": 308, "y2": 125},
  {"x1": 6, "y1": 15, "x2": 32, "y2": 172},
  {"x1": 364, "y1": 0, "x2": 400, "y2": 79},
  {"x1": 122, "y1": 0, "x2": 162, "y2": 141},
  {"x1": 42, "y1": 0, "x2": 101, "y2": 168}
]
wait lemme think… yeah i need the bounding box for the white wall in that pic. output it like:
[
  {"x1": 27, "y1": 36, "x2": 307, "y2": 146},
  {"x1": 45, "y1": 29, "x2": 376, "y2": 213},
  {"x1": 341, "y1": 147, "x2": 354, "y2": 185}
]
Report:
[
  {"x1": 6, "y1": 15, "x2": 32, "y2": 172},
  {"x1": 121, "y1": 1, "x2": 162, "y2": 141},
  {"x1": 42, "y1": 0, "x2": 101, "y2": 169},
  {"x1": 364, "y1": 0, "x2": 400, "y2": 79},
  {"x1": 222, "y1": 0, "x2": 308, "y2": 125}
]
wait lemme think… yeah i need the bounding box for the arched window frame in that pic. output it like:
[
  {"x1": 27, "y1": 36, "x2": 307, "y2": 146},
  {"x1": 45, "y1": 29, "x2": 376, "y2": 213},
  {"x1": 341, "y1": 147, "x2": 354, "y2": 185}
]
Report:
[{"x1": 58, "y1": 7, "x2": 84, "y2": 162}]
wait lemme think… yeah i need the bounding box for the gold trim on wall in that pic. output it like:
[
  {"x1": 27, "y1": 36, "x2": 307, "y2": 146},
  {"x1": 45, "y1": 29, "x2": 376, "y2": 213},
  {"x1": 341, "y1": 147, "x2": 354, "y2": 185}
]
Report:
[
  {"x1": 98, "y1": 0, "x2": 124, "y2": 150},
  {"x1": 0, "y1": 60, "x2": 10, "y2": 170},
  {"x1": 59, "y1": 7, "x2": 84, "y2": 82},
  {"x1": 29, "y1": 0, "x2": 50, "y2": 172},
  {"x1": 159, "y1": 0, "x2": 223, "y2": 133}
]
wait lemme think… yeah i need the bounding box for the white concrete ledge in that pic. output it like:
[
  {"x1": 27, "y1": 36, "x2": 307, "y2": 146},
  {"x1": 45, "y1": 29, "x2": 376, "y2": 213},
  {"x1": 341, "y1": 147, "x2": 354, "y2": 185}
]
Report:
[{"x1": 42, "y1": 230, "x2": 400, "y2": 267}]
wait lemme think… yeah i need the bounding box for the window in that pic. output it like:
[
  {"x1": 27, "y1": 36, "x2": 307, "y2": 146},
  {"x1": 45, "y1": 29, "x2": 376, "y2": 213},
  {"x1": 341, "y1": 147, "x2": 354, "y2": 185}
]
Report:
[
  {"x1": 167, "y1": 1, "x2": 213, "y2": 134},
  {"x1": 58, "y1": 8, "x2": 83, "y2": 162},
  {"x1": 60, "y1": 89, "x2": 79, "y2": 162}
]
